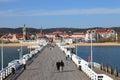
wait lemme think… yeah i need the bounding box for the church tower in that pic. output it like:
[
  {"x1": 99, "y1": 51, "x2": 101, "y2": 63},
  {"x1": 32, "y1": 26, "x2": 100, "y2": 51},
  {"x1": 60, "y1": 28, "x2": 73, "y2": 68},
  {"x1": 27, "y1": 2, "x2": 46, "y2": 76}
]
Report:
[{"x1": 23, "y1": 24, "x2": 26, "y2": 40}]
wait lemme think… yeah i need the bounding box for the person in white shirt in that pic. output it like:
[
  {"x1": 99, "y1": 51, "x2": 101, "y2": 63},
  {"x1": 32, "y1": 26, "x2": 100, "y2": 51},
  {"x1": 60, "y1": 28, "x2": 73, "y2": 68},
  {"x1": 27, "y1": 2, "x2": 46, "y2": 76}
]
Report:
[{"x1": 23, "y1": 58, "x2": 26, "y2": 70}]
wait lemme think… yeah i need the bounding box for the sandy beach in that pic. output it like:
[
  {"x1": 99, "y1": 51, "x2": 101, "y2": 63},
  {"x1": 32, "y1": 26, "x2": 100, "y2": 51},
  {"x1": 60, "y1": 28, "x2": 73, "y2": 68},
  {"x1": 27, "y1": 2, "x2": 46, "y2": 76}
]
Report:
[
  {"x1": 0, "y1": 43, "x2": 38, "y2": 47},
  {"x1": 1, "y1": 42, "x2": 120, "y2": 47},
  {"x1": 66, "y1": 42, "x2": 120, "y2": 46}
]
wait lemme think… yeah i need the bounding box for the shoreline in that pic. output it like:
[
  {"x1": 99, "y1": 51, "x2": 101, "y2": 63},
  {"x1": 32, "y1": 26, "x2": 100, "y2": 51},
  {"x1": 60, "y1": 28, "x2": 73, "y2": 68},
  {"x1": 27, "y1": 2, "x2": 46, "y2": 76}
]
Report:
[
  {"x1": 0, "y1": 43, "x2": 38, "y2": 47},
  {"x1": 1, "y1": 42, "x2": 120, "y2": 47},
  {"x1": 66, "y1": 42, "x2": 120, "y2": 46}
]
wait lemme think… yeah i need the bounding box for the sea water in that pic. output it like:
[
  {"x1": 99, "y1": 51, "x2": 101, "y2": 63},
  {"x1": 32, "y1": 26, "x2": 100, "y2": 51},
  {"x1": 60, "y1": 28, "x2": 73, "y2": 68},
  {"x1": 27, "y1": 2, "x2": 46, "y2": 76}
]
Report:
[
  {"x1": 77, "y1": 46, "x2": 120, "y2": 73},
  {"x1": 0, "y1": 46, "x2": 28, "y2": 70}
]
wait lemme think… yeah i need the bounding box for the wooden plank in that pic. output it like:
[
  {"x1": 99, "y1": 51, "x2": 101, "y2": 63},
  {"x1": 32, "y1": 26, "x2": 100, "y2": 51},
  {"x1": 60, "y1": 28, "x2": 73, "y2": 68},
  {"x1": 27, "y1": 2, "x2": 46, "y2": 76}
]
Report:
[{"x1": 17, "y1": 44, "x2": 90, "y2": 80}]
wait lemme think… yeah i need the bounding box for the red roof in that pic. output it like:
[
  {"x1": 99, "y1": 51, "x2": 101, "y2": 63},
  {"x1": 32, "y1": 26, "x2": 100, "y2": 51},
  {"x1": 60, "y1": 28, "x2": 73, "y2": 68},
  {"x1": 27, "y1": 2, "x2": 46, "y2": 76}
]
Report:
[
  {"x1": 96, "y1": 29, "x2": 111, "y2": 33},
  {"x1": 38, "y1": 36, "x2": 43, "y2": 39},
  {"x1": 3, "y1": 35, "x2": 13, "y2": 39},
  {"x1": 53, "y1": 29, "x2": 62, "y2": 34},
  {"x1": 55, "y1": 29, "x2": 61, "y2": 32},
  {"x1": 3, "y1": 35, "x2": 23, "y2": 39},
  {"x1": 64, "y1": 36, "x2": 71, "y2": 38},
  {"x1": 16, "y1": 36, "x2": 23, "y2": 39}
]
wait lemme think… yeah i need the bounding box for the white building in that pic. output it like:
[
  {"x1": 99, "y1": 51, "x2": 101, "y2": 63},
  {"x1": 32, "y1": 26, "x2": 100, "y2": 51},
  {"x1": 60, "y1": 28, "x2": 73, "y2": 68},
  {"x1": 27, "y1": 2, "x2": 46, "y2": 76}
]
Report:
[
  {"x1": 85, "y1": 29, "x2": 116, "y2": 42},
  {"x1": 63, "y1": 36, "x2": 73, "y2": 44},
  {"x1": 2, "y1": 34, "x2": 23, "y2": 43}
]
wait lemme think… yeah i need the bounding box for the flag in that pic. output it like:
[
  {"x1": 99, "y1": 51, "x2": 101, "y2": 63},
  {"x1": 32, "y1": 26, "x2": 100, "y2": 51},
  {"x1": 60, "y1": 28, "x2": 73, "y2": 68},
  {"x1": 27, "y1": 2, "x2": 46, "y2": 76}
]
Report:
[{"x1": 88, "y1": 56, "x2": 91, "y2": 62}]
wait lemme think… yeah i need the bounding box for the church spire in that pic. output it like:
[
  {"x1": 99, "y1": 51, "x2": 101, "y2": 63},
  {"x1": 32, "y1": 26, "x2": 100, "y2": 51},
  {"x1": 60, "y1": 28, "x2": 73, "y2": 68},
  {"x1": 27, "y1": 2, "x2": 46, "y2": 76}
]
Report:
[{"x1": 23, "y1": 24, "x2": 26, "y2": 40}]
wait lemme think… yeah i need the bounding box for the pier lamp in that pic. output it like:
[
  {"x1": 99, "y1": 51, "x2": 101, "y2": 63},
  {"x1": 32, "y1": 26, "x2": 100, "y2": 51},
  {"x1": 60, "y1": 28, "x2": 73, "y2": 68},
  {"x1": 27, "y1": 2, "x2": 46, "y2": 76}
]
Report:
[
  {"x1": 19, "y1": 40, "x2": 23, "y2": 59},
  {"x1": 18, "y1": 44, "x2": 23, "y2": 59},
  {"x1": 90, "y1": 33, "x2": 93, "y2": 70},
  {"x1": 17, "y1": 49, "x2": 21, "y2": 59},
  {"x1": 1, "y1": 37, "x2": 4, "y2": 70},
  {"x1": 75, "y1": 38, "x2": 78, "y2": 56}
]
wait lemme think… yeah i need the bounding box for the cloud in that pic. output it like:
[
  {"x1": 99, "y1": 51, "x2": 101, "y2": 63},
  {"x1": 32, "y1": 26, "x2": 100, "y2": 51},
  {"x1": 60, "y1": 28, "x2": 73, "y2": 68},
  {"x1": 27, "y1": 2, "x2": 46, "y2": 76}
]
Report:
[
  {"x1": 40, "y1": 8, "x2": 120, "y2": 15},
  {"x1": 0, "y1": 0, "x2": 16, "y2": 3},
  {"x1": 1, "y1": 8, "x2": 120, "y2": 16},
  {"x1": 0, "y1": 9, "x2": 15, "y2": 16}
]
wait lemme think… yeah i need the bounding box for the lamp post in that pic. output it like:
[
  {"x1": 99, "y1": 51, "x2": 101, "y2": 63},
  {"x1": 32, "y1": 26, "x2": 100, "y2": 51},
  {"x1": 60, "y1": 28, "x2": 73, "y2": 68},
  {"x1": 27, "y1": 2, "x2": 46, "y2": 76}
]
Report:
[
  {"x1": 20, "y1": 40, "x2": 23, "y2": 59},
  {"x1": 76, "y1": 44, "x2": 77, "y2": 56},
  {"x1": 19, "y1": 40, "x2": 23, "y2": 59},
  {"x1": 17, "y1": 49, "x2": 21, "y2": 59},
  {"x1": 1, "y1": 37, "x2": 3, "y2": 70},
  {"x1": 18, "y1": 40, "x2": 23, "y2": 59},
  {"x1": 75, "y1": 38, "x2": 78, "y2": 56},
  {"x1": 90, "y1": 33, "x2": 93, "y2": 70}
]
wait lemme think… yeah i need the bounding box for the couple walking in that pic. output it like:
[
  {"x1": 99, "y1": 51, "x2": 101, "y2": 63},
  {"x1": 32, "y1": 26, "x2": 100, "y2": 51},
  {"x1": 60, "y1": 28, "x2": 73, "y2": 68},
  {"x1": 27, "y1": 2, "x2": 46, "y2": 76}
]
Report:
[{"x1": 56, "y1": 60, "x2": 64, "y2": 72}]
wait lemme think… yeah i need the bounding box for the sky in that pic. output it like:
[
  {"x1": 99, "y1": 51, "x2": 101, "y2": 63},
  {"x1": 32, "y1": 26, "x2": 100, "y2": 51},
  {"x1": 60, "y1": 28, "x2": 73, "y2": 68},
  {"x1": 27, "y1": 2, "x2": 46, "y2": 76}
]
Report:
[{"x1": 0, "y1": 0, "x2": 120, "y2": 29}]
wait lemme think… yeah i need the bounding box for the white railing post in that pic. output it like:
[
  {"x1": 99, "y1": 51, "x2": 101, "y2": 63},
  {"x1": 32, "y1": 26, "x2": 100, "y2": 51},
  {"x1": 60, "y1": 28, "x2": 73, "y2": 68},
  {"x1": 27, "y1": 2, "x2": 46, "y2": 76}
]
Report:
[
  {"x1": 0, "y1": 72, "x2": 2, "y2": 80},
  {"x1": 58, "y1": 43, "x2": 114, "y2": 80}
]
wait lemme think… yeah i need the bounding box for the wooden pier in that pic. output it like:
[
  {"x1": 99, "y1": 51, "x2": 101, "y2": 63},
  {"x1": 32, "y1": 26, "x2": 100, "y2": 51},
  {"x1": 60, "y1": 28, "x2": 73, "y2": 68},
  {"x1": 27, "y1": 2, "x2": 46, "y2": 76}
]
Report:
[
  {"x1": 93, "y1": 67, "x2": 119, "y2": 80},
  {"x1": 16, "y1": 44, "x2": 90, "y2": 80}
]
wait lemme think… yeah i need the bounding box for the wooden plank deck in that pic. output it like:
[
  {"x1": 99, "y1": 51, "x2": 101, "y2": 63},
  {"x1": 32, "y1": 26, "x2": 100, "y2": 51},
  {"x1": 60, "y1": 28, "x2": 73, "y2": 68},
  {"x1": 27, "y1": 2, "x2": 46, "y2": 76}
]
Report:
[
  {"x1": 93, "y1": 68, "x2": 119, "y2": 80},
  {"x1": 16, "y1": 44, "x2": 90, "y2": 80}
]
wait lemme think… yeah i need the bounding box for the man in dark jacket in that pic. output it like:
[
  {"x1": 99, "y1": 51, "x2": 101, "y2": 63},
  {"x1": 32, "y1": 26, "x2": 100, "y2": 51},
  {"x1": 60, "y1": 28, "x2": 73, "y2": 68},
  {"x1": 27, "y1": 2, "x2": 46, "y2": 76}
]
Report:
[
  {"x1": 56, "y1": 62, "x2": 60, "y2": 71},
  {"x1": 60, "y1": 60, "x2": 64, "y2": 72}
]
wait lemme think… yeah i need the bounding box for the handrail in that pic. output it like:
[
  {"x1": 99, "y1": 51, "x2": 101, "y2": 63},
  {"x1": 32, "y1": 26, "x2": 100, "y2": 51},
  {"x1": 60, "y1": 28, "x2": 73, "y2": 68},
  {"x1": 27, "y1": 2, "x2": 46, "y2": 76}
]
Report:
[
  {"x1": 0, "y1": 63, "x2": 14, "y2": 80},
  {"x1": 0, "y1": 41, "x2": 48, "y2": 80},
  {"x1": 57, "y1": 43, "x2": 114, "y2": 80}
]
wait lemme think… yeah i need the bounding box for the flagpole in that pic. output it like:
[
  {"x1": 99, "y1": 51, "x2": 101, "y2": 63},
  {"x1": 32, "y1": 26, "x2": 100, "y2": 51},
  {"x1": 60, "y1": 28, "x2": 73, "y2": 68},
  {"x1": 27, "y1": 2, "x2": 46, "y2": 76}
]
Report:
[
  {"x1": 1, "y1": 37, "x2": 3, "y2": 70},
  {"x1": 90, "y1": 33, "x2": 93, "y2": 70},
  {"x1": 76, "y1": 44, "x2": 77, "y2": 56},
  {"x1": 20, "y1": 40, "x2": 23, "y2": 59}
]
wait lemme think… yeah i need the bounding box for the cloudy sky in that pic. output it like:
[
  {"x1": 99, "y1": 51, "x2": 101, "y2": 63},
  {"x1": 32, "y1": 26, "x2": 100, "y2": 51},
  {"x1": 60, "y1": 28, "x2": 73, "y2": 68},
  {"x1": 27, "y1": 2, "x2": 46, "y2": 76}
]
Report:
[{"x1": 0, "y1": 0, "x2": 120, "y2": 28}]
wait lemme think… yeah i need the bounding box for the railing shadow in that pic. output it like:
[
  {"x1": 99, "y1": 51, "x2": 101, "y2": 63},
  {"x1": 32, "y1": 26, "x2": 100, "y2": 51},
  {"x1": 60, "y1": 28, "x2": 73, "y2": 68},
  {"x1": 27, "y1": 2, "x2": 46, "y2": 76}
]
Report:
[{"x1": 55, "y1": 69, "x2": 75, "y2": 73}]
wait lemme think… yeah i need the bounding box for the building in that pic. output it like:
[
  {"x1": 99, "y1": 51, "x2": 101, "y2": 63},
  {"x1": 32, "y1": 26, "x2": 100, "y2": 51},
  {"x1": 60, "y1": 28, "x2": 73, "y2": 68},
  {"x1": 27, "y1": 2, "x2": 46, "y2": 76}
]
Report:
[
  {"x1": 85, "y1": 29, "x2": 116, "y2": 42},
  {"x1": 63, "y1": 36, "x2": 73, "y2": 44},
  {"x1": 23, "y1": 24, "x2": 26, "y2": 40},
  {"x1": 2, "y1": 34, "x2": 23, "y2": 43},
  {"x1": 70, "y1": 32, "x2": 85, "y2": 39},
  {"x1": 45, "y1": 29, "x2": 85, "y2": 43},
  {"x1": 45, "y1": 29, "x2": 65, "y2": 42}
]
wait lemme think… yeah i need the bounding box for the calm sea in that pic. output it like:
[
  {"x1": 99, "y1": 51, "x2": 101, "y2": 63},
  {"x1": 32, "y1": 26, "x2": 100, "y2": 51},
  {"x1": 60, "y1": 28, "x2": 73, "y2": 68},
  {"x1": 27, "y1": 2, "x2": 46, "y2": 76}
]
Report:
[
  {"x1": 0, "y1": 46, "x2": 28, "y2": 70},
  {"x1": 77, "y1": 46, "x2": 120, "y2": 73}
]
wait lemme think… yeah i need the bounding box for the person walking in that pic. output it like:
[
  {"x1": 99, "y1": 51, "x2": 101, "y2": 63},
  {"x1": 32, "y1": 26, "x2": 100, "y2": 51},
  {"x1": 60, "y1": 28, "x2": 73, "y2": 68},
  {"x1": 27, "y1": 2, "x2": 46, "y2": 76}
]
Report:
[
  {"x1": 56, "y1": 62, "x2": 60, "y2": 71},
  {"x1": 23, "y1": 58, "x2": 26, "y2": 70},
  {"x1": 12, "y1": 67, "x2": 15, "y2": 74},
  {"x1": 60, "y1": 60, "x2": 64, "y2": 72}
]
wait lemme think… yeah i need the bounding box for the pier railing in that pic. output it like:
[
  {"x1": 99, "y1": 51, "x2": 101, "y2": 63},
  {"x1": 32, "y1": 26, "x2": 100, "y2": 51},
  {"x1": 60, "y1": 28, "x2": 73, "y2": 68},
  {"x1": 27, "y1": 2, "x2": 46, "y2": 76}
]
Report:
[
  {"x1": 0, "y1": 41, "x2": 48, "y2": 80},
  {"x1": 57, "y1": 43, "x2": 114, "y2": 80},
  {"x1": 19, "y1": 39, "x2": 47, "y2": 44},
  {"x1": 0, "y1": 64, "x2": 14, "y2": 80}
]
